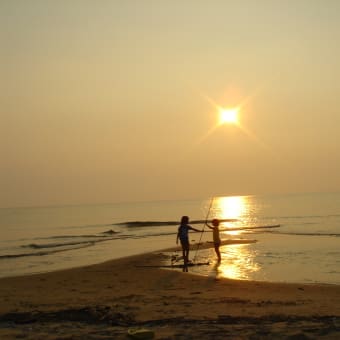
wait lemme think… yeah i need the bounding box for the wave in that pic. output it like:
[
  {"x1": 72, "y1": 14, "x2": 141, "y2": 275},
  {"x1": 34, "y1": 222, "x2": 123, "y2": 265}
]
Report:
[
  {"x1": 115, "y1": 218, "x2": 238, "y2": 227},
  {"x1": 0, "y1": 243, "x2": 94, "y2": 259},
  {"x1": 0, "y1": 228, "x2": 176, "y2": 260},
  {"x1": 266, "y1": 214, "x2": 340, "y2": 220},
  {"x1": 0, "y1": 232, "x2": 122, "y2": 260},
  {"x1": 22, "y1": 239, "x2": 102, "y2": 250},
  {"x1": 35, "y1": 229, "x2": 119, "y2": 240},
  {"x1": 266, "y1": 231, "x2": 340, "y2": 237},
  {"x1": 59, "y1": 223, "x2": 113, "y2": 230},
  {"x1": 21, "y1": 229, "x2": 125, "y2": 251}
]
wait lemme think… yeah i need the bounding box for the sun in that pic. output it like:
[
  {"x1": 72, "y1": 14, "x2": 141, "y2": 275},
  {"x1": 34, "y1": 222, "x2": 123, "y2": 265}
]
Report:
[{"x1": 219, "y1": 107, "x2": 239, "y2": 125}]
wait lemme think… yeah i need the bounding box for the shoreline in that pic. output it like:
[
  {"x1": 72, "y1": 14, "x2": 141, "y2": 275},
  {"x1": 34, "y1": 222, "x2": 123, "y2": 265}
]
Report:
[
  {"x1": 0, "y1": 238, "x2": 258, "y2": 281},
  {"x1": 0, "y1": 247, "x2": 340, "y2": 339}
]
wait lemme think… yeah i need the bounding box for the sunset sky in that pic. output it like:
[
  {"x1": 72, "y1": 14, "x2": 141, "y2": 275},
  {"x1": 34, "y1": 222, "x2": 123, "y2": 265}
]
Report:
[{"x1": 2, "y1": 1, "x2": 340, "y2": 208}]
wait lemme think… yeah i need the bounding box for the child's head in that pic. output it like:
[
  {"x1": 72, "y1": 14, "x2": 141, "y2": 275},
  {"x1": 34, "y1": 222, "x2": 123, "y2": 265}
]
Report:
[
  {"x1": 181, "y1": 216, "x2": 189, "y2": 224},
  {"x1": 212, "y1": 218, "x2": 220, "y2": 227}
]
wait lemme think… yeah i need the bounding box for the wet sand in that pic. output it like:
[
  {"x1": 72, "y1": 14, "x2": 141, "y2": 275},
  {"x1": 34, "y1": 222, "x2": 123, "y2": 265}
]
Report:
[{"x1": 0, "y1": 246, "x2": 340, "y2": 339}]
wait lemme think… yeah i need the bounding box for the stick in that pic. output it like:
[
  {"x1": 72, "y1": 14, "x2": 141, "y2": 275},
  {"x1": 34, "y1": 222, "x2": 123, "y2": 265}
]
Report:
[
  {"x1": 222, "y1": 224, "x2": 280, "y2": 231},
  {"x1": 193, "y1": 197, "x2": 214, "y2": 261}
]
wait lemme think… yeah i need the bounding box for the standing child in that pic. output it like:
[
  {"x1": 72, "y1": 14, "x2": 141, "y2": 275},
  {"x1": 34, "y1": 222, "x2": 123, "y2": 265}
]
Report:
[
  {"x1": 176, "y1": 216, "x2": 201, "y2": 271},
  {"x1": 206, "y1": 218, "x2": 221, "y2": 262}
]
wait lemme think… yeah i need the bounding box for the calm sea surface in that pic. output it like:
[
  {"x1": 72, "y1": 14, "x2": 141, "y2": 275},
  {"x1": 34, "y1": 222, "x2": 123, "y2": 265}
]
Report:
[{"x1": 1, "y1": 192, "x2": 340, "y2": 284}]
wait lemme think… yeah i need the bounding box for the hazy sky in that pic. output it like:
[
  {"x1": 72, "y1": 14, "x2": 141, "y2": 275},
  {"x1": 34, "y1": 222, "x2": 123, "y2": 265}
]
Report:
[{"x1": 1, "y1": 0, "x2": 340, "y2": 208}]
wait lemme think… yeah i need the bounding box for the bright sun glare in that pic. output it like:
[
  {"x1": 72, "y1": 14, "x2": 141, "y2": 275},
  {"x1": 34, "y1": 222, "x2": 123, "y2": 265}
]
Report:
[{"x1": 219, "y1": 107, "x2": 239, "y2": 125}]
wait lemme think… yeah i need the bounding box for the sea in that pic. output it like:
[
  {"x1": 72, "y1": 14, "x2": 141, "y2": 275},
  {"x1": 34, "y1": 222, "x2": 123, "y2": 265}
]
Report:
[{"x1": 1, "y1": 192, "x2": 340, "y2": 285}]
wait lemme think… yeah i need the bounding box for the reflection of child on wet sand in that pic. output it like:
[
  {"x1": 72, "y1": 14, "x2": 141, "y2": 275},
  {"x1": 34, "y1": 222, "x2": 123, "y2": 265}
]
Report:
[
  {"x1": 206, "y1": 218, "x2": 221, "y2": 262},
  {"x1": 176, "y1": 216, "x2": 201, "y2": 271}
]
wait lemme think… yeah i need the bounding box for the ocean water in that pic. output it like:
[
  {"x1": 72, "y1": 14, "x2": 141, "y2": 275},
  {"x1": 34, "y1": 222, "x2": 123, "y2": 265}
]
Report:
[{"x1": 0, "y1": 192, "x2": 340, "y2": 285}]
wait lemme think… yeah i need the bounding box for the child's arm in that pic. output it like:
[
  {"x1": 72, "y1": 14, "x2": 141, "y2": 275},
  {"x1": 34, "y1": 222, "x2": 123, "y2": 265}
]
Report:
[
  {"x1": 205, "y1": 223, "x2": 213, "y2": 230},
  {"x1": 189, "y1": 226, "x2": 202, "y2": 232}
]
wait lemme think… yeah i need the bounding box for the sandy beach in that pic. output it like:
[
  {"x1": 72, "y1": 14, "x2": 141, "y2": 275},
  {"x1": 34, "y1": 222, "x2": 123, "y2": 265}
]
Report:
[{"x1": 0, "y1": 244, "x2": 340, "y2": 340}]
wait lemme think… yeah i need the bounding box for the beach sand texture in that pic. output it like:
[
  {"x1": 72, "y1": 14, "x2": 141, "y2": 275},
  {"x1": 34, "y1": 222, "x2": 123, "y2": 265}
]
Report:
[{"x1": 0, "y1": 248, "x2": 340, "y2": 339}]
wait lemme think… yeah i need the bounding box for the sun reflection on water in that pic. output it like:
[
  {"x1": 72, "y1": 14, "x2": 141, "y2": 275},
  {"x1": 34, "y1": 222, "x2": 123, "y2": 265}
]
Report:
[
  {"x1": 211, "y1": 196, "x2": 250, "y2": 235},
  {"x1": 215, "y1": 244, "x2": 260, "y2": 280},
  {"x1": 207, "y1": 196, "x2": 261, "y2": 280},
  {"x1": 215, "y1": 196, "x2": 248, "y2": 220}
]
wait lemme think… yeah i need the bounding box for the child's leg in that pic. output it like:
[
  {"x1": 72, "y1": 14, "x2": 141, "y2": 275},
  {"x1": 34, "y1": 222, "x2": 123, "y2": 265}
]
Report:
[
  {"x1": 181, "y1": 246, "x2": 186, "y2": 259},
  {"x1": 182, "y1": 246, "x2": 188, "y2": 272},
  {"x1": 215, "y1": 244, "x2": 221, "y2": 262}
]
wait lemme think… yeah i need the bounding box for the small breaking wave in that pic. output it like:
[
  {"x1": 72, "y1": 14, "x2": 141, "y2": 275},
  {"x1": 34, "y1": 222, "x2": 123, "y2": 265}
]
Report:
[
  {"x1": 0, "y1": 231, "x2": 122, "y2": 260},
  {"x1": 35, "y1": 230, "x2": 119, "y2": 240},
  {"x1": 0, "y1": 243, "x2": 93, "y2": 260},
  {"x1": 0, "y1": 243, "x2": 94, "y2": 259},
  {"x1": 115, "y1": 218, "x2": 238, "y2": 227},
  {"x1": 22, "y1": 239, "x2": 102, "y2": 250},
  {"x1": 265, "y1": 231, "x2": 340, "y2": 237}
]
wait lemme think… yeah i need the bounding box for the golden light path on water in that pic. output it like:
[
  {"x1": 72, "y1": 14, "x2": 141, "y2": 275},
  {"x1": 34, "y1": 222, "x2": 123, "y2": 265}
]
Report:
[{"x1": 210, "y1": 196, "x2": 260, "y2": 280}]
